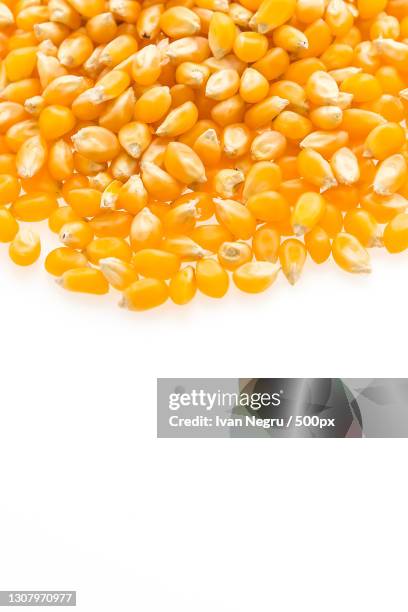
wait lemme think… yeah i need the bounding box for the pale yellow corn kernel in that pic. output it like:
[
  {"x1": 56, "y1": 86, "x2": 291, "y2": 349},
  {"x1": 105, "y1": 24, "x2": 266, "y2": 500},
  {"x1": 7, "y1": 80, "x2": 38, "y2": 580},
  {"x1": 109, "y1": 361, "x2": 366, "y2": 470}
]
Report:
[
  {"x1": 141, "y1": 137, "x2": 168, "y2": 167},
  {"x1": 118, "y1": 121, "x2": 152, "y2": 159},
  {"x1": 250, "y1": 130, "x2": 287, "y2": 161},
  {"x1": 132, "y1": 44, "x2": 161, "y2": 86},
  {"x1": 162, "y1": 235, "x2": 206, "y2": 260},
  {"x1": 299, "y1": 130, "x2": 349, "y2": 158},
  {"x1": 166, "y1": 36, "x2": 210, "y2": 64},
  {"x1": 272, "y1": 25, "x2": 309, "y2": 53},
  {"x1": 72, "y1": 126, "x2": 120, "y2": 163},
  {"x1": 374, "y1": 38, "x2": 408, "y2": 64},
  {"x1": 373, "y1": 154, "x2": 408, "y2": 196},
  {"x1": 164, "y1": 141, "x2": 206, "y2": 184},
  {"x1": 16, "y1": 134, "x2": 47, "y2": 179},
  {"x1": 176, "y1": 62, "x2": 210, "y2": 88},
  {"x1": 160, "y1": 6, "x2": 201, "y2": 38},
  {"x1": 229, "y1": 3, "x2": 253, "y2": 27},
  {"x1": 208, "y1": 12, "x2": 236, "y2": 59},
  {"x1": 100, "y1": 179, "x2": 123, "y2": 211},
  {"x1": 156, "y1": 101, "x2": 198, "y2": 137},
  {"x1": 279, "y1": 238, "x2": 307, "y2": 285},
  {"x1": 42, "y1": 74, "x2": 90, "y2": 105},
  {"x1": 48, "y1": 139, "x2": 74, "y2": 181},
  {"x1": 0, "y1": 3, "x2": 14, "y2": 27},
  {"x1": 217, "y1": 241, "x2": 252, "y2": 270},
  {"x1": 24, "y1": 95, "x2": 46, "y2": 117},
  {"x1": 99, "y1": 257, "x2": 138, "y2": 290},
  {"x1": 305, "y1": 70, "x2": 340, "y2": 105},
  {"x1": 57, "y1": 33, "x2": 93, "y2": 68},
  {"x1": 331, "y1": 147, "x2": 360, "y2": 185},
  {"x1": 136, "y1": 4, "x2": 162, "y2": 40},
  {"x1": 250, "y1": 0, "x2": 297, "y2": 34},
  {"x1": 325, "y1": 0, "x2": 354, "y2": 37},
  {"x1": 233, "y1": 261, "x2": 279, "y2": 293},
  {"x1": 130, "y1": 207, "x2": 162, "y2": 251},
  {"x1": 222, "y1": 123, "x2": 251, "y2": 158},
  {"x1": 214, "y1": 168, "x2": 244, "y2": 197},
  {"x1": 291, "y1": 191, "x2": 326, "y2": 235},
  {"x1": 214, "y1": 197, "x2": 256, "y2": 239},
  {"x1": 64, "y1": 0, "x2": 106, "y2": 18},
  {"x1": 239, "y1": 68, "x2": 269, "y2": 104},
  {"x1": 111, "y1": 151, "x2": 139, "y2": 181},
  {"x1": 332, "y1": 232, "x2": 371, "y2": 273},
  {"x1": 9, "y1": 229, "x2": 41, "y2": 267},
  {"x1": 245, "y1": 96, "x2": 289, "y2": 130},
  {"x1": 88, "y1": 171, "x2": 113, "y2": 192},
  {"x1": 140, "y1": 161, "x2": 182, "y2": 201},
  {"x1": 297, "y1": 147, "x2": 338, "y2": 192},
  {"x1": 205, "y1": 69, "x2": 240, "y2": 101},
  {"x1": 88, "y1": 70, "x2": 131, "y2": 104},
  {"x1": 193, "y1": 128, "x2": 222, "y2": 166},
  {"x1": 169, "y1": 266, "x2": 197, "y2": 305}
]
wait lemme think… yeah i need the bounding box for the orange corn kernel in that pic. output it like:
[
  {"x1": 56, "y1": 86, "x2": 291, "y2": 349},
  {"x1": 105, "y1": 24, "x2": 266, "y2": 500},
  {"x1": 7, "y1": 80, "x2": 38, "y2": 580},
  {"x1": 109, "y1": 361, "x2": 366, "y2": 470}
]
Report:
[
  {"x1": 304, "y1": 226, "x2": 331, "y2": 263},
  {"x1": 332, "y1": 232, "x2": 371, "y2": 273},
  {"x1": 217, "y1": 241, "x2": 252, "y2": 270},
  {"x1": 45, "y1": 247, "x2": 88, "y2": 276},
  {"x1": 344, "y1": 209, "x2": 382, "y2": 247},
  {"x1": 11, "y1": 192, "x2": 58, "y2": 222},
  {"x1": 279, "y1": 237, "x2": 307, "y2": 284},
  {"x1": 233, "y1": 261, "x2": 279, "y2": 293},
  {"x1": 196, "y1": 257, "x2": 229, "y2": 297},
  {"x1": 120, "y1": 278, "x2": 168, "y2": 310},
  {"x1": 72, "y1": 126, "x2": 120, "y2": 163},
  {"x1": 0, "y1": 208, "x2": 19, "y2": 242},
  {"x1": 58, "y1": 267, "x2": 109, "y2": 294},
  {"x1": 383, "y1": 213, "x2": 408, "y2": 253},
  {"x1": 291, "y1": 191, "x2": 326, "y2": 235},
  {"x1": 169, "y1": 265, "x2": 197, "y2": 305},
  {"x1": 214, "y1": 197, "x2": 256, "y2": 239},
  {"x1": 0, "y1": 173, "x2": 20, "y2": 204},
  {"x1": 252, "y1": 224, "x2": 280, "y2": 262},
  {"x1": 86, "y1": 237, "x2": 132, "y2": 265},
  {"x1": 59, "y1": 219, "x2": 94, "y2": 249}
]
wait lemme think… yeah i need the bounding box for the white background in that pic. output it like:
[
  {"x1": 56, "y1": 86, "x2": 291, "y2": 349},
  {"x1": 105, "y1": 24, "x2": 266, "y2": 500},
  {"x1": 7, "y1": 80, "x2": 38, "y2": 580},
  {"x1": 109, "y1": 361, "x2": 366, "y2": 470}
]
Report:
[{"x1": 0, "y1": 238, "x2": 407, "y2": 611}]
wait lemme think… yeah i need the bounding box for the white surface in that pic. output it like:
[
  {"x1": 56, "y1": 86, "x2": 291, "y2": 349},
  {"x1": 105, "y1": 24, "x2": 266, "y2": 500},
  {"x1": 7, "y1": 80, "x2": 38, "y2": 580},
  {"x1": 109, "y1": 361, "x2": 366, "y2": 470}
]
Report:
[{"x1": 0, "y1": 239, "x2": 407, "y2": 611}]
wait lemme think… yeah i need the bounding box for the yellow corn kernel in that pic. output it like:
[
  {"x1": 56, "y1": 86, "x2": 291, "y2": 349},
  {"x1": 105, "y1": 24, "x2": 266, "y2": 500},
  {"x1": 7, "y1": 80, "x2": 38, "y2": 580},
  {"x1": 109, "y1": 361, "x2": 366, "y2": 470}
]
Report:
[
  {"x1": 9, "y1": 228, "x2": 41, "y2": 266},
  {"x1": 205, "y1": 69, "x2": 240, "y2": 101},
  {"x1": 273, "y1": 110, "x2": 313, "y2": 140},
  {"x1": 48, "y1": 206, "x2": 79, "y2": 233},
  {"x1": 319, "y1": 202, "x2": 343, "y2": 237},
  {"x1": 279, "y1": 238, "x2": 307, "y2": 284},
  {"x1": 131, "y1": 45, "x2": 161, "y2": 86},
  {"x1": 297, "y1": 147, "x2": 337, "y2": 192},
  {"x1": 383, "y1": 213, "x2": 408, "y2": 253},
  {"x1": 164, "y1": 141, "x2": 206, "y2": 184},
  {"x1": 373, "y1": 154, "x2": 407, "y2": 196},
  {"x1": 238, "y1": 68, "x2": 268, "y2": 105},
  {"x1": 90, "y1": 210, "x2": 132, "y2": 238},
  {"x1": 57, "y1": 33, "x2": 93, "y2": 69},
  {"x1": 73, "y1": 153, "x2": 105, "y2": 177},
  {"x1": 130, "y1": 207, "x2": 162, "y2": 251},
  {"x1": 65, "y1": 187, "x2": 101, "y2": 218},
  {"x1": 86, "y1": 237, "x2": 132, "y2": 265},
  {"x1": 116, "y1": 175, "x2": 147, "y2": 215},
  {"x1": 117, "y1": 121, "x2": 151, "y2": 160},
  {"x1": 269, "y1": 79, "x2": 307, "y2": 114},
  {"x1": 86, "y1": 12, "x2": 118, "y2": 44},
  {"x1": 16, "y1": 134, "x2": 47, "y2": 179},
  {"x1": 0, "y1": 173, "x2": 20, "y2": 204},
  {"x1": 250, "y1": 0, "x2": 296, "y2": 33},
  {"x1": 340, "y1": 108, "x2": 386, "y2": 139},
  {"x1": 162, "y1": 235, "x2": 206, "y2": 260},
  {"x1": 252, "y1": 224, "x2": 280, "y2": 262},
  {"x1": 111, "y1": 152, "x2": 139, "y2": 181},
  {"x1": 244, "y1": 95, "x2": 289, "y2": 130},
  {"x1": 48, "y1": 139, "x2": 74, "y2": 181},
  {"x1": 190, "y1": 224, "x2": 232, "y2": 252},
  {"x1": 250, "y1": 130, "x2": 286, "y2": 162},
  {"x1": 42, "y1": 75, "x2": 90, "y2": 105},
  {"x1": 11, "y1": 192, "x2": 57, "y2": 222},
  {"x1": 196, "y1": 257, "x2": 229, "y2": 297},
  {"x1": 6, "y1": 119, "x2": 39, "y2": 154},
  {"x1": 332, "y1": 232, "x2": 371, "y2": 273},
  {"x1": 331, "y1": 147, "x2": 360, "y2": 185},
  {"x1": 5, "y1": 46, "x2": 37, "y2": 82},
  {"x1": 72, "y1": 126, "x2": 120, "y2": 163},
  {"x1": 160, "y1": 6, "x2": 201, "y2": 38},
  {"x1": 169, "y1": 266, "x2": 197, "y2": 305},
  {"x1": 24, "y1": 95, "x2": 45, "y2": 117},
  {"x1": 120, "y1": 278, "x2": 168, "y2": 310},
  {"x1": 305, "y1": 70, "x2": 339, "y2": 105},
  {"x1": 100, "y1": 34, "x2": 138, "y2": 67},
  {"x1": 233, "y1": 261, "x2": 279, "y2": 293},
  {"x1": 58, "y1": 267, "x2": 109, "y2": 294},
  {"x1": 38, "y1": 105, "x2": 76, "y2": 141},
  {"x1": 247, "y1": 191, "x2": 290, "y2": 223},
  {"x1": 0, "y1": 3, "x2": 14, "y2": 27},
  {"x1": 222, "y1": 123, "x2": 251, "y2": 159},
  {"x1": 304, "y1": 226, "x2": 331, "y2": 263},
  {"x1": 0, "y1": 208, "x2": 19, "y2": 242},
  {"x1": 214, "y1": 197, "x2": 256, "y2": 239},
  {"x1": 272, "y1": 25, "x2": 308, "y2": 53},
  {"x1": 213, "y1": 167, "x2": 244, "y2": 198},
  {"x1": 193, "y1": 128, "x2": 222, "y2": 166},
  {"x1": 163, "y1": 201, "x2": 200, "y2": 235},
  {"x1": 296, "y1": 0, "x2": 325, "y2": 23},
  {"x1": 0, "y1": 154, "x2": 17, "y2": 176},
  {"x1": 291, "y1": 192, "x2": 326, "y2": 235},
  {"x1": 132, "y1": 248, "x2": 180, "y2": 280},
  {"x1": 141, "y1": 161, "x2": 182, "y2": 201},
  {"x1": 134, "y1": 86, "x2": 172, "y2": 124},
  {"x1": 321, "y1": 43, "x2": 354, "y2": 69},
  {"x1": 99, "y1": 88, "x2": 135, "y2": 133},
  {"x1": 217, "y1": 241, "x2": 252, "y2": 270},
  {"x1": 59, "y1": 220, "x2": 93, "y2": 249},
  {"x1": 357, "y1": 0, "x2": 387, "y2": 20},
  {"x1": 344, "y1": 209, "x2": 382, "y2": 247},
  {"x1": 156, "y1": 101, "x2": 198, "y2": 137},
  {"x1": 136, "y1": 4, "x2": 162, "y2": 39},
  {"x1": 45, "y1": 247, "x2": 88, "y2": 276},
  {"x1": 363, "y1": 122, "x2": 405, "y2": 161},
  {"x1": 99, "y1": 179, "x2": 122, "y2": 211},
  {"x1": 166, "y1": 36, "x2": 210, "y2": 64},
  {"x1": 176, "y1": 62, "x2": 210, "y2": 89},
  {"x1": 243, "y1": 161, "x2": 282, "y2": 200},
  {"x1": 211, "y1": 94, "x2": 245, "y2": 126},
  {"x1": 208, "y1": 12, "x2": 236, "y2": 59},
  {"x1": 309, "y1": 106, "x2": 343, "y2": 131}
]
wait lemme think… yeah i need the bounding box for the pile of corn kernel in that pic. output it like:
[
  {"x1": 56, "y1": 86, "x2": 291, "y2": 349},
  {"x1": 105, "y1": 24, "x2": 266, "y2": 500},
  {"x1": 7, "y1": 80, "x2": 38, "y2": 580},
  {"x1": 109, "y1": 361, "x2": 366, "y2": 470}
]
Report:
[{"x1": 0, "y1": 0, "x2": 408, "y2": 310}]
